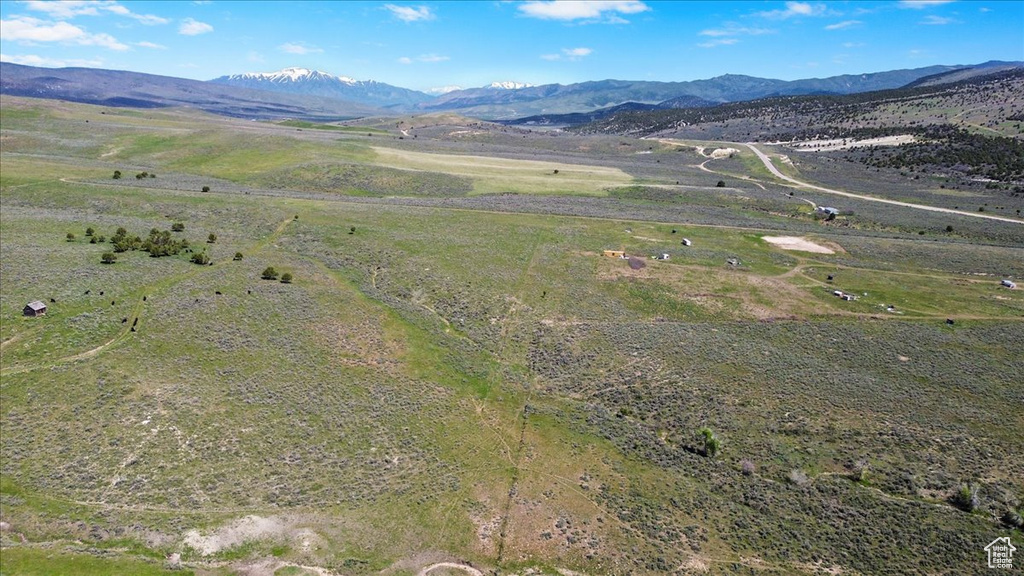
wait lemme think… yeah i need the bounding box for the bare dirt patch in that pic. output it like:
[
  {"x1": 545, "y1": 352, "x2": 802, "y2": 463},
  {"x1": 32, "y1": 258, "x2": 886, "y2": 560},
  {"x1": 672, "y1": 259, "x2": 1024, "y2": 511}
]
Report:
[
  {"x1": 182, "y1": 515, "x2": 289, "y2": 555},
  {"x1": 790, "y1": 134, "x2": 917, "y2": 151},
  {"x1": 709, "y1": 147, "x2": 739, "y2": 159},
  {"x1": 762, "y1": 236, "x2": 836, "y2": 254},
  {"x1": 417, "y1": 563, "x2": 484, "y2": 576}
]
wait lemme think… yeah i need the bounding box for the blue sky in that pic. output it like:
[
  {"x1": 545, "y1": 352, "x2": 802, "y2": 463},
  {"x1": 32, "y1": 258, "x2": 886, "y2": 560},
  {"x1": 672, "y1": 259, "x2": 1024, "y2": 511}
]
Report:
[{"x1": 1, "y1": 1, "x2": 1022, "y2": 92}]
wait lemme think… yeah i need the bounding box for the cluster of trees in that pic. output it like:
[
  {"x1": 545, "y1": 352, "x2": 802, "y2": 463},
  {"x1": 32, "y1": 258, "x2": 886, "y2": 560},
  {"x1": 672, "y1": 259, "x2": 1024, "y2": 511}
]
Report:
[
  {"x1": 261, "y1": 267, "x2": 292, "y2": 283},
  {"x1": 69, "y1": 225, "x2": 202, "y2": 260},
  {"x1": 851, "y1": 126, "x2": 1024, "y2": 183},
  {"x1": 71, "y1": 225, "x2": 262, "y2": 273}
]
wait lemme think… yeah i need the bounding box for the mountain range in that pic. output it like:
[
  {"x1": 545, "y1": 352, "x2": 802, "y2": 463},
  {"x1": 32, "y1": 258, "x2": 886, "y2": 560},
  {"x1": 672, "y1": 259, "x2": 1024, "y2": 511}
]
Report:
[
  {"x1": 210, "y1": 67, "x2": 432, "y2": 110},
  {"x1": 0, "y1": 62, "x2": 378, "y2": 120},
  {"x1": 2, "y1": 61, "x2": 1021, "y2": 121}
]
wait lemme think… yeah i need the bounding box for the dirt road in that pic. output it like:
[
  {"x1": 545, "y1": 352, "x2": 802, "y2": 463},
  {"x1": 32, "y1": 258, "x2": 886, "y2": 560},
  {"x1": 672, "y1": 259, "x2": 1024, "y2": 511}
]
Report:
[{"x1": 743, "y1": 143, "x2": 1023, "y2": 224}]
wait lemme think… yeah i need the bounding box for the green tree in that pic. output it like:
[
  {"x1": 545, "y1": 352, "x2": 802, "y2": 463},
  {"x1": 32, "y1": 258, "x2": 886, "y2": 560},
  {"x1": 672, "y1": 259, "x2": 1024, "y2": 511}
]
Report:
[
  {"x1": 101, "y1": 252, "x2": 117, "y2": 264},
  {"x1": 85, "y1": 227, "x2": 95, "y2": 236},
  {"x1": 952, "y1": 483, "x2": 980, "y2": 512},
  {"x1": 112, "y1": 170, "x2": 122, "y2": 179},
  {"x1": 261, "y1": 267, "x2": 278, "y2": 280},
  {"x1": 172, "y1": 222, "x2": 185, "y2": 232},
  {"x1": 233, "y1": 252, "x2": 243, "y2": 261},
  {"x1": 190, "y1": 251, "x2": 210, "y2": 265},
  {"x1": 207, "y1": 233, "x2": 217, "y2": 243},
  {"x1": 716, "y1": 180, "x2": 726, "y2": 188},
  {"x1": 698, "y1": 426, "x2": 720, "y2": 458},
  {"x1": 66, "y1": 232, "x2": 76, "y2": 242},
  {"x1": 202, "y1": 186, "x2": 211, "y2": 193},
  {"x1": 280, "y1": 272, "x2": 293, "y2": 284}
]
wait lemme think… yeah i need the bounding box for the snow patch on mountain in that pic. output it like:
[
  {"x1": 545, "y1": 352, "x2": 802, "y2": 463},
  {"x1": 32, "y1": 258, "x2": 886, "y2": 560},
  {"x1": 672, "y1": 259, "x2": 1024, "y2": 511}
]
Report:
[
  {"x1": 488, "y1": 81, "x2": 533, "y2": 90},
  {"x1": 226, "y1": 67, "x2": 358, "y2": 85},
  {"x1": 426, "y1": 85, "x2": 463, "y2": 95}
]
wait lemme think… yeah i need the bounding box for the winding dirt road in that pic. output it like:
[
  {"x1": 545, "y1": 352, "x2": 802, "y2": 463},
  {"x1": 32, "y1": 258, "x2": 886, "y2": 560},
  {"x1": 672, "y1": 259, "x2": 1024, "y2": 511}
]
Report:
[{"x1": 743, "y1": 143, "x2": 1023, "y2": 224}]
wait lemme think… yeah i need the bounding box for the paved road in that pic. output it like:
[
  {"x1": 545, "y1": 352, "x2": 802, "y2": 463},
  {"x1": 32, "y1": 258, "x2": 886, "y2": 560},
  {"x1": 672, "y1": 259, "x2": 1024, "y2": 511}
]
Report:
[{"x1": 743, "y1": 143, "x2": 1023, "y2": 225}]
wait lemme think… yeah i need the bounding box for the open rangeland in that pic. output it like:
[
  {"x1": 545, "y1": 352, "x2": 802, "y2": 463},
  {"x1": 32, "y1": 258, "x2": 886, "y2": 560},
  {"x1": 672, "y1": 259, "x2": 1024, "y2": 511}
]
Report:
[{"x1": 1, "y1": 96, "x2": 1022, "y2": 576}]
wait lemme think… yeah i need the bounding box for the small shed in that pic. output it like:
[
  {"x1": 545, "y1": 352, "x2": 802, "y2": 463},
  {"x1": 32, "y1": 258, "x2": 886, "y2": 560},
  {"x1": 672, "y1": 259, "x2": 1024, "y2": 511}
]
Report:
[
  {"x1": 681, "y1": 238, "x2": 692, "y2": 246},
  {"x1": 653, "y1": 253, "x2": 670, "y2": 260},
  {"x1": 1002, "y1": 279, "x2": 1017, "y2": 289},
  {"x1": 603, "y1": 250, "x2": 626, "y2": 258},
  {"x1": 817, "y1": 206, "x2": 839, "y2": 221},
  {"x1": 24, "y1": 300, "x2": 47, "y2": 317}
]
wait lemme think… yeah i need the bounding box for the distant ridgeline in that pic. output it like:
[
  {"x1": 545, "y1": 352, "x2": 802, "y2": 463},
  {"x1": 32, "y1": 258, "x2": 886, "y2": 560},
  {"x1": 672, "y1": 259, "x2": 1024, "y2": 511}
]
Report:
[{"x1": 572, "y1": 68, "x2": 1024, "y2": 185}]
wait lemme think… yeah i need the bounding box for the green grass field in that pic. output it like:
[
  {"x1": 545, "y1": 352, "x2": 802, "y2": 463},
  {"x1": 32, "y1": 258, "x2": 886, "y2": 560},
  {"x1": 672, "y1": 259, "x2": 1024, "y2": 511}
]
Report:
[{"x1": 2, "y1": 96, "x2": 1022, "y2": 576}]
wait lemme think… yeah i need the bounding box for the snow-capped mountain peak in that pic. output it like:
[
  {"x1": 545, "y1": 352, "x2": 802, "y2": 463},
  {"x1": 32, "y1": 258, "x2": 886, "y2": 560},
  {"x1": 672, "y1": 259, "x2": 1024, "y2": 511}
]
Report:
[
  {"x1": 210, "y1": 67, "x2": 434, "y2": 109},
  {"x1": 426, "y1": 85, "x2": 464, "y2": 95},
  {"x1": 488, "y1": 81, "x2": 533, "y2": 90},
  {"x1": 227, "y1": 67, "x2": 358, "y2": 85}
]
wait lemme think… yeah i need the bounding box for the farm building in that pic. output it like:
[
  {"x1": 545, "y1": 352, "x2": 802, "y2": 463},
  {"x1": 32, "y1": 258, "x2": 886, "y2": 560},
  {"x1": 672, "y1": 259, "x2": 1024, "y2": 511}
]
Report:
[
  {"x1": 816, "y1": 206, "x2": 839, "y2": 221},
  {"x1": 23, "y1": 301, "x2": 47, "y2": 316},
  {"x1": 603, "y1": 250, "x2": 626, "y2": 258},
  {"x1": 1002, "y1": 279, "x2": 1017, "y2": 289},
  {"x1": 832, "y1": 290, "x2": 857, "y2": 301}
]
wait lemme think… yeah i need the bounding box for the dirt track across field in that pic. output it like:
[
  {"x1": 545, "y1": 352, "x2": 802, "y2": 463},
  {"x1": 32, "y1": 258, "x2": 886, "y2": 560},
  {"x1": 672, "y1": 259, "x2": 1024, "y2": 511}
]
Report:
[{"x1": 744, "y1": 143, "x2": 1023, "y2": 225}]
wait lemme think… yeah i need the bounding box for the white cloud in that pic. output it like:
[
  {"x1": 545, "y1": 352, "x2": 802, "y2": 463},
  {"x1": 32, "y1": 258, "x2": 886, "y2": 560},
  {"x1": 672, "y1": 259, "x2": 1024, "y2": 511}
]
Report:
[
  {"x1": 22, "y1": 1, "x2": 168, "y2": 25},
  {"x1": 899, "y1": 0, "x2": 955, "y2": 8},
  {"x1": 697, "y1": 38, "x2": 739, "y2": 48},
  {"x1": 279, "y1": 42, "x2": 323, "y2": 55},
  {"x1": 699, "y1": 25, "x2": 773, "y2": 37},
  {"x1": 136, "y1": 41, "x2": 166, "y2": 49},
  {"x1": 398, "y1": 53, "x2": 449, "y2": 64},
  {"x1": 540, "y1": 46, "x2": 593, "y2": 61},
  {"x1": 921, "y1": 15, "x2": 955, "y2": 24},
  {"x1": 518, "y1": 1, "x2": 650, "y2": 22},
  {"x1": 22, "y1": 1, "x2": 103, "y2": 19},
  {"x1": 127, "y1": 12, "x2": 170, "y2": 25},
  {"x1": 1, "y1": 15, "x2": 128, "y2": 50},
  {"x1": 758, "y1": 2, "x2": 827, "y2": 19},
  {"x1": 0, "y1": 52, "x2": 103, "y2": 67},
  {"x1": 179, "y1": 17, "x2": 212, "y2": 35},
  {"x1": 76, "y1": 30, "x2": 125, "y2": 49},
  {"x1": 825, "y1": 20, "x2": 861, "y2": 30},
  {"x1": 384, "y1": 4, "x2": 435, "y2": 22},
  {"x1": 2, "y1": 16, "x2": 87, "y2": 42},
  {"x1": 247, "y1": 51, "x2": 265, "y2": 63}
]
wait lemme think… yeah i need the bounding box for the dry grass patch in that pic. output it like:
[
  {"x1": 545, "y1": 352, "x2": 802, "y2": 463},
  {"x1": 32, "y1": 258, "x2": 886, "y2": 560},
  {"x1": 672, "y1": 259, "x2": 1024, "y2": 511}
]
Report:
[{"x1": 370, "y1": 146, "x2": 632, "y2": 195}]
